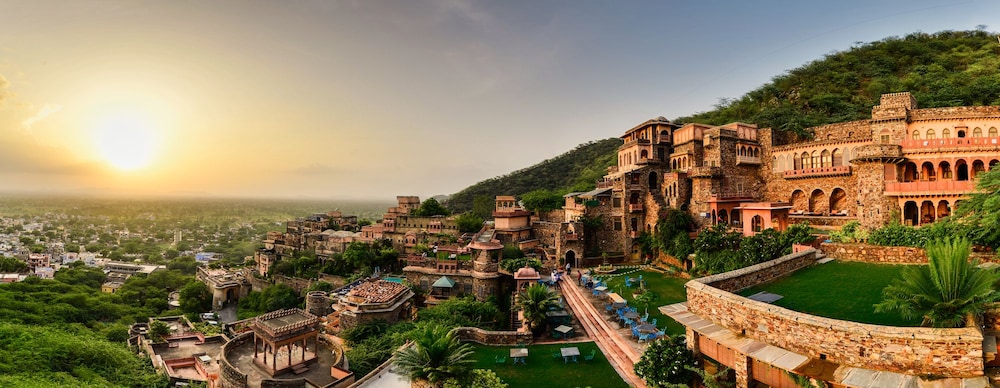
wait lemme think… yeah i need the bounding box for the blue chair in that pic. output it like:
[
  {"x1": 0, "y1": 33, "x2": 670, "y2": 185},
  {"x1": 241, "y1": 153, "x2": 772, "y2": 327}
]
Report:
[
  {"x1": 650, "y1": 318, "x2": 657, "y2": 326},
  {"x1": 495, "y1": 355, "x2": 506, "y2": 364},
  {"x1": 641, "y1": 312, "x2": 649, "y2": 322},
  {"x1": 638, "y1": 333, "x2": 651, "y2": 343},
  {"x1": 583, "y1": 349, "x2": 596, "y2": 361},
  {"x1": 654, "y1": 330, "x2": 665, "y2": 338},
  {"x1": 605, "y1": 303, "x2": 613, "y2": 312},
  {"x1": 631, "y1": 327, "x2": 640, "y2": 338}
]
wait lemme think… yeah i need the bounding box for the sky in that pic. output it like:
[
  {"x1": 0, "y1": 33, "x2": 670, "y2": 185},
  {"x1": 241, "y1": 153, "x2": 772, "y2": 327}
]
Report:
[{"x1": 0, "y1": 0, "x2": 997, "y2": 201}]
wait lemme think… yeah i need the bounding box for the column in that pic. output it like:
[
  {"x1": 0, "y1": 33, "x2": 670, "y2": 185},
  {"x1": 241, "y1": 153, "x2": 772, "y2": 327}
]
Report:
[
  {"x1": 733, "y1": 352, "x2": 752, "y2": 388},
  {"x1": 272, "y1": 342, "x2": 276, "y2": 371}
]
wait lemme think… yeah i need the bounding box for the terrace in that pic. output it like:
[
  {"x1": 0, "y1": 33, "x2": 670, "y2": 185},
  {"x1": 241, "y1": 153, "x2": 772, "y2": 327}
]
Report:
[
  {"x1": 590, "y1": 268, "x2": 688, "y2": 336},
  {"x1": 737, "y1": 261, "x2": 919, "y2": 327}
]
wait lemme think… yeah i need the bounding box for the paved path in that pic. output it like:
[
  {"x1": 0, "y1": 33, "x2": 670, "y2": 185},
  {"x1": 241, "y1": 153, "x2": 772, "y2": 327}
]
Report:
[{"x1": 560, "y1": 279, "x2": 646, "y2": 388}]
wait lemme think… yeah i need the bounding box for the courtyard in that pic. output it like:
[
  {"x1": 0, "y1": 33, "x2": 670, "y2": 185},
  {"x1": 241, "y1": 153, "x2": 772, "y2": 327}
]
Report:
[{"x1": 470, "y1": 342, "x2": 629, "y2": 388}]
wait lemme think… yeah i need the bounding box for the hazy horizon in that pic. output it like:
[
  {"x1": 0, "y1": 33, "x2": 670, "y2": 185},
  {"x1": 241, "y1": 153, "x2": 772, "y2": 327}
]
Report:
[{"x1": 2, "y1": 0, "x2": 998, "y2": 200}]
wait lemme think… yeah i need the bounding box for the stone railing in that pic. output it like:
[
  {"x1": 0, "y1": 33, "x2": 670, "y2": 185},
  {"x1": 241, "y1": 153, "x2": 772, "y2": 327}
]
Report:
[
  {"x1": 687, "y1": 248, "x2": 985, "y2": 377},
  {"x1": 850, "y1": 143, "x2": 903, "y2": 162},
  {"x1": 909, "y1": 105, "x2": 1000, "y2": 121},
  {"x1": 782, "y1": 165, "x2": 851, "y2": 179},
  {"x1": 901, "y1": 136, "x2": 1000, "y2": 150},
  {"x1": 884, "y1": 179, "x2": 976, "y2": 194},
  {"x1": 220, "y1": 332, "x2": 254, "y2": 388},
  {"x1": 736, "y1": 155, "x2": 761, "y2": 165}
]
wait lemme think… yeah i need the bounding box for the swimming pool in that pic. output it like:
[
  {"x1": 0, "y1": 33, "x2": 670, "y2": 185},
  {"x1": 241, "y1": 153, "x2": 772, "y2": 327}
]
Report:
[{"x1": 383, "y1": 276, "x2": 405, "y2": 284}]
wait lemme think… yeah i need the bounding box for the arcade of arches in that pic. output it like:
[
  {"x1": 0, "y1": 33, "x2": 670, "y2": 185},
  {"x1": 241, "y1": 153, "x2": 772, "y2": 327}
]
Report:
[{"x1": 789, "y1": 188, "x2": 849, "y2": 215}]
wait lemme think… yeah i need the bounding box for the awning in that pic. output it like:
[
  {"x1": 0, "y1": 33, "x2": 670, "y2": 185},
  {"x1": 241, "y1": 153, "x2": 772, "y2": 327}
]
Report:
[{"x1": 432, "y1": 276, "x2": 456, "y2": 288}]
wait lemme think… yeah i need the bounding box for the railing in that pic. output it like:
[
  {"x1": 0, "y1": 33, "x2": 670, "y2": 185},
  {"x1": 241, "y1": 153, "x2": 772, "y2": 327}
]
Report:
[
  {"x1": 736, "y1": 155, "x2": 761, "y2": 165},
  {"x1": 628, "y1": 203, "x2": 644, "y2": 212},
  {"x1": 711, "y1": 191, "x2": 754, "y2": 200},
  {"x1": 884, "y1": 180, "x2": 976, "y2": 194},
  {"x1": 901, "y1": 137, "x2": 1000, "y2": 149},
  {"x1": 782, "y1": 165, "x2": 851, "y2": 179}
]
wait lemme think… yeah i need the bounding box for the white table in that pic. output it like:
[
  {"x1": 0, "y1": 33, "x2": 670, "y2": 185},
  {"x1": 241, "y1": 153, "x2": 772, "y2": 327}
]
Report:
[
  {"x1": 560, "y1": 347, "x2": 580, "y2": 363},
  {"x1": 510, "y1": 348, "x2": 528, "y2": 365}
]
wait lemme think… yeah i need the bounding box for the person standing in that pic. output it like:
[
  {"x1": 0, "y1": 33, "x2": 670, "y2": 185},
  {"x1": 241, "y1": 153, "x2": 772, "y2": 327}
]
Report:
[{"x1": 565, "y1": 262, "x2": 571, "y2": 273}]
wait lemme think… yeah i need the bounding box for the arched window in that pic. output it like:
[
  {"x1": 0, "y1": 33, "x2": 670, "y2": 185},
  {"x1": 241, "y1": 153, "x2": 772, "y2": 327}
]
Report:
[
  {"x1": 942, "y1": 128, "x2": 951, "y2": 138},
  {"x1": 801, "y1": 152, "x2": 810, "y2": 169},
  {"x1": 751, "y1": 215, "x2": 764, "y2": 233},
  {"x1": 991, "y1": 127, "x2": 998, "y2": 137},
  {"x1": 926, "y1": 129, "x2": 935, "y2": 139},
  {"x1": 940, "y1": 161, "x2": 952, "y2": 180},
  {"x1": 832, "y1": 149, "x2": 843, "y2": 166},
  {"x1": 821, "y1": 150, "x2": 831, "y2": 167},
  {"x1": 974, "y1": 127, "x2": 983, "y2": 137},
  {"x1": 811, "y1": 151, "x2": 820, "y2": 169},
  {"x1": 793, "y1": 154, "x2": 801, "y2": 170},
  {"x1": 912, "y1": 130, "x2": 920, "y2": 140},
  {"x1": 753, "y1": 148, "x2": 759, "y2": 158}
]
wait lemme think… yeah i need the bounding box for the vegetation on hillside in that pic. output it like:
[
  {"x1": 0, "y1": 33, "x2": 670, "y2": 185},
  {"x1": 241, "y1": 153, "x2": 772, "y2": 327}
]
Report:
[
  {"x1": 676, "y1": 30, "x2": 1000, "y2": 136},
  {"x1": 446, "y1": 138, "x2": 620, "y2": 213}
]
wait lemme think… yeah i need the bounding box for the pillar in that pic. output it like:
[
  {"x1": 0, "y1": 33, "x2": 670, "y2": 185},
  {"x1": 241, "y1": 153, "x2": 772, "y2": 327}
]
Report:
[{"x1": 733, "y1": 352, "x2": 752, "y2": 388}]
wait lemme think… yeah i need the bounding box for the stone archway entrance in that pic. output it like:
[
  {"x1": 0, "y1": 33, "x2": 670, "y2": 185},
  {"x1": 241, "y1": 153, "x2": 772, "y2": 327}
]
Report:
[{"x1": 565, "y1": 250, "x2": 577, "y2": 269}]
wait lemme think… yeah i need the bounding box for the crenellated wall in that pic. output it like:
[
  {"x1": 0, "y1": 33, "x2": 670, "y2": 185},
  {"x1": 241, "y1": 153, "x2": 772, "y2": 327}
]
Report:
[{"x1": 686, "y1": 249, "x2": 985, "y2": 377}]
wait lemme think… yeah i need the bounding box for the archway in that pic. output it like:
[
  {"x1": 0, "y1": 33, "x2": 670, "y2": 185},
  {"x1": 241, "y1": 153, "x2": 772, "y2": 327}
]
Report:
[
  {"x1": 751, "y1": 215, "x2": 764, "y2": 233},
  {"x1": 829, "y1": 188, "x2": 847, "y2": 215},
  {"x1": 718, "y1": 209, "x2": 729, "y2": 225},
  {"x1": 937, "y1": 201, "x2": 950, "y2": 219},
  {"x1": 640, "y1": 150, "x2": 649, "y2": 159},
  {"x1": 731, "y1": 209, "x2": 741, "y2": 226},
  {"x1": 790, "y1": 190, "x2": 807, "y2": 212},
  {"x1": 903, "y1": 201, "x2": 919, "y2": 226},
  {"x1": 920, "y1": 201, "x2": 936, "y2": 225},
  {"x1": 832, "y1": 149, "x2": 843, "y2": 166},
  {"x1": 629, "y1": 192, "x2": 640, "y2": 205},
  {"x1": 957, "y1": 160, "x2": 969, "y2": 181},
  {"x1": 939, "y1": 161, "x2": 952, "y2": 180},
  {"x1": 972, "y1": 160, "x2": 985, "y2": 178},
  {"x1": 808, "y1": 189, "x2": 826, "y2": 214},
  {"x1": 648, "y1": 171, "x2": 658, "y2": 191},
  {"x1": 921, "y1": 162, "x2": 935, "y2": 181},
  {"x1": 901, "y1": 162, "x2": 918, "y2": 182},
  {"x1": 821, "y1": 150, "x2": 831, "y2": 167},
  {"x1": 565, "y1": 251, "x2": 577, "y2": 269},
  {"x1": 226, "y1": 288, "x2": 236, "y2": 303}
]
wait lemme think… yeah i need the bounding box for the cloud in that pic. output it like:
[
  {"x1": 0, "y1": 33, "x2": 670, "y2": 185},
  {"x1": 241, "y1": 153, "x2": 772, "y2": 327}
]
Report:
[
  {"x1": 0, "y1": 74, "x2": 10, "y2": 104},
  {"x1": 21, "y1": 104, "x2": 63, "y2": 131},
  {"x1": 290, "y1": 163, "x2": 342, "y2": 176}
]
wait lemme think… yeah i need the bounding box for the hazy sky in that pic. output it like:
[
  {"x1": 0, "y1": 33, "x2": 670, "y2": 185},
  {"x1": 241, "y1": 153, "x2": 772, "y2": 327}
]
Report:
[{"x1": 0, "y1": 1, "x2": 997, "y2": 200}]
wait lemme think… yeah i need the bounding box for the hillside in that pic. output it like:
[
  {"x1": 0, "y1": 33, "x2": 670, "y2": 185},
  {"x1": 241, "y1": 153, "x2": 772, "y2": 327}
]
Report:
[
  {"x1": 445, "y1": 138, "x2": 620, "y2": 213},
  {"x1": 676, "y1": 30, "x2": 1000, "y2": 136},
  {"x1": 447, "y1": 30, "x2": 1000, "y2": 207}
]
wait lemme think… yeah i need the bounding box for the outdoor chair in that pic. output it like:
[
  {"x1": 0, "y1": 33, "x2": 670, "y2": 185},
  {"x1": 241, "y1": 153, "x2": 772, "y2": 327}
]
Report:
[
  {"x1": 638, "y1": 333, "x2": 650, "y2": 343},
  {"x1": 605, "y1": 303, "x2": 613, "y2": 312},
  {"x1": 654, "y1": 330, "x2": 665, "y2": 338},
  {"x1": 650, "y1": 318, "x2": 657, "y2": 326},
  {"x1": 495, "y1": 355, "x2": 506, "y2": 364},
  {"x1": 552, "y1": 351, "x2": 561, "y2": 359},
  {"x1": 641, "y1": 312, "x2": 648, "y2": 322},
  {"x1": 583, "y1": 349, "x2": 596, "y2": 361},
  {"x1": 631, "y1": 327, "x2": 640, "y2": 338}
]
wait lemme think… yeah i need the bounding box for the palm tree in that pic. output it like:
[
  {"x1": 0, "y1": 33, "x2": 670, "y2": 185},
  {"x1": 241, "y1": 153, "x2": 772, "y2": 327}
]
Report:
[
  {"x1": 517, "y1": 283, "x2": 560, "y2": 333},
  {"x1": 393, "y1": 325, "x2": 476, "y2": 387},
  {"x1": 875, "y1": 237, "x2": 1000, "y2": 328}
]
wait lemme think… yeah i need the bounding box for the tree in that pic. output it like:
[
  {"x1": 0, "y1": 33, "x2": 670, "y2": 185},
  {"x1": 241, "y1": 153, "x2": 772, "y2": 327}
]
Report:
[
  {"x1": 516, "y1": 283, "x2": 559, "y2": 333},
  {"x1": 148, "y1": 320, "x2": 170, "y2": 343},
  {"x1": 874, "y1": 237, "x2": 1000, "y2": 327},
  {"x1": 952, "y1": 167, "x2": 1000, "y2": 248},
  {"x1": 179, "y1": 281, "x2": 213, "y2": 314},
  {"x1": 471, "y1": 195, "x2": 494, "y2": 220},
  {"x1": 416, "y1": 296, "x2": 502, "y2": 330},
  {"x1": 0, "y1": 256, "x2": 27, "y2": 273},
  {"x1": 413, "y1": 198, "x2": 450, "y2": 217},
  {"x1": 393, "y1": 324, "x2": 475, "y2": 387},
  {"x1": 443, "y1": 369, "x2": 508, "y2": 388},
  {"x1": 520, "y1": 189, "x2": 563, "y2": 212},
  {"x1": 634, "y1": 335, "x2": 698, "y2": 387},
  {"x1": 168, "y1": 256, "x2": 200, "y2": 275},
  {"x1": 454, "y1": 212, "x2": 484, "y2": 233}
]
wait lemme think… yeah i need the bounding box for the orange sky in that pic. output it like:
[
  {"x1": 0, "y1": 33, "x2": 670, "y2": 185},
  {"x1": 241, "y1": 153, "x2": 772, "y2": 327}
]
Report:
[{"x1": 1, "y1": 1, "x2": 997, "y2": 200}]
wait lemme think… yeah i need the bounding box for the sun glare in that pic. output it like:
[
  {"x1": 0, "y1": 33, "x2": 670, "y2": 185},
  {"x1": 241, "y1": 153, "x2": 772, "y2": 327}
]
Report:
[{"x1": 94, "y1": 112, "x2": 158, "y2": 171}]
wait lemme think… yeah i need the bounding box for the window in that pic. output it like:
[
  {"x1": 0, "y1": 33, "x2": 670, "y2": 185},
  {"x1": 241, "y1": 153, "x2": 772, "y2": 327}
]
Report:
[
  {"x1": 926, "y1": 129, "x2": 935, "y2": 139},
  {"x1": 942, "y1": 128, "x2": 951, "y2": 138},
  {"x1": 751, "y1": 215, "x2": 764, "y2": 232},
  {"x1": 614, "y1": 219, "x2": 622, "y2": 231},
  {"x1": 821, "y1": 150, "x2": 831, "y2": 167},
  {"x1": 612, "y1": 197, "x2": 621, "y2": 207},
  {"x1": 991, "y1": 127, "x2": 998, "y2": 137},
  {"x1": 974, "y1": 127, "x2": 983, "y2": 137},
  {"x1": 912, "y1": 130, "x2": 920, "y2": 140}
]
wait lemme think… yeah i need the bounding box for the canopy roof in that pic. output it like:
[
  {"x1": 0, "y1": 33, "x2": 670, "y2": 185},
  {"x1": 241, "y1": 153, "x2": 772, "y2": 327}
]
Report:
[{"x1": 432, "y1": 276, "x2": 456, "y2": 288}]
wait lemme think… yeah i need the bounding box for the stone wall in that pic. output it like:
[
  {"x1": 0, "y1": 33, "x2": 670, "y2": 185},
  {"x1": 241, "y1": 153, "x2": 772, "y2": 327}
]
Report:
[
  {"x1": 909, "y1": 106, "x2": 1000, "y2": 121},
  {"x1": 452, "y1": 327, "x2": 533, "y2": 345},
  {"x1": 821, "y1": 242, "x2": 1000, "y2": 265},
  {"x1": 219, "y1": 332, "x2": 253, "y2": 388},
  {"x1": 686, "y1": 250, "x2": 985, "y2": 377},
  {"x1": 696, "y1": 249, "x2": 817, "y2": 293}
]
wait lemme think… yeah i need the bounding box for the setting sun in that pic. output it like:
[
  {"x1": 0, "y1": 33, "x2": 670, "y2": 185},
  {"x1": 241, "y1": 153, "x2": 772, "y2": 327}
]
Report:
[{"x1": 94, "y1": 112, "x2": 158, "y2": 171}]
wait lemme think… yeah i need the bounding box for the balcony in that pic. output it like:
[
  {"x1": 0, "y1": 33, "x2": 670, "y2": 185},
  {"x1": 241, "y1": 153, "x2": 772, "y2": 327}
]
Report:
[
  {"x1": 628, "y1": 203, "x2": 644, "y2": 213},
  {"x1": 901, "y1": 137, "x2": 1000, "y2": 151},
  {"x1": 884, "y1": 179, "x2": 976, "y2": 195},
  {"x1": 736, "y1": 155, "x2": 761, "y2": 165},
  {"x1": 851, "y1": 144, "x2": 904, "y2": 163},
  {"x1": 630, "y1": 231, "x2": 639, "y2": 238},
  {"x1": 710, "y1": 191, "x2": 754, "y2": 200},
  {"x1": 619, "y1": 138, "x2": 651, "y2": 150},
  {"x1": 783, "y1": 165, "x2": 852, "y2": 179}
]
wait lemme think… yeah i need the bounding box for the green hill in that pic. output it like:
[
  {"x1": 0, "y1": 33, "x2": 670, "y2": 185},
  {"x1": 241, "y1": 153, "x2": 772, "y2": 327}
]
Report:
[
  {"x1": 445, "y1": 138, "x2": 620, "y2": 213},
  {"x1": 676, "y1": 30, "x2": 1000, "y2": 136},
  {"x1": 448, "y1": 30, "x2": 1000, "y2": 212}
]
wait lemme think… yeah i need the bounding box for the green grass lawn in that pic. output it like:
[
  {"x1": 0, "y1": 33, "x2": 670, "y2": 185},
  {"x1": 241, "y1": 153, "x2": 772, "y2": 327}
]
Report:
[
  {"x1": 738, "y1": 261, "x2": 921, "y2": 327},
  {"x1": 594, "y1": 269, "x2": 689, "y2": 336},
  {"x1": 436, "y1": 252, "x2": 472, "y2": 260},
  {"x1": 471, "y1": 342, "x2": 628, "y2": 388}
]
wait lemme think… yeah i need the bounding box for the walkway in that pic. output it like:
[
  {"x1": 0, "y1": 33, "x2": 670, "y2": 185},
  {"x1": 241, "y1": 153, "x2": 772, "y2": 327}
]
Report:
[{"x1": 560, "y1": 278, "x2": 647, "y2": 388}]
